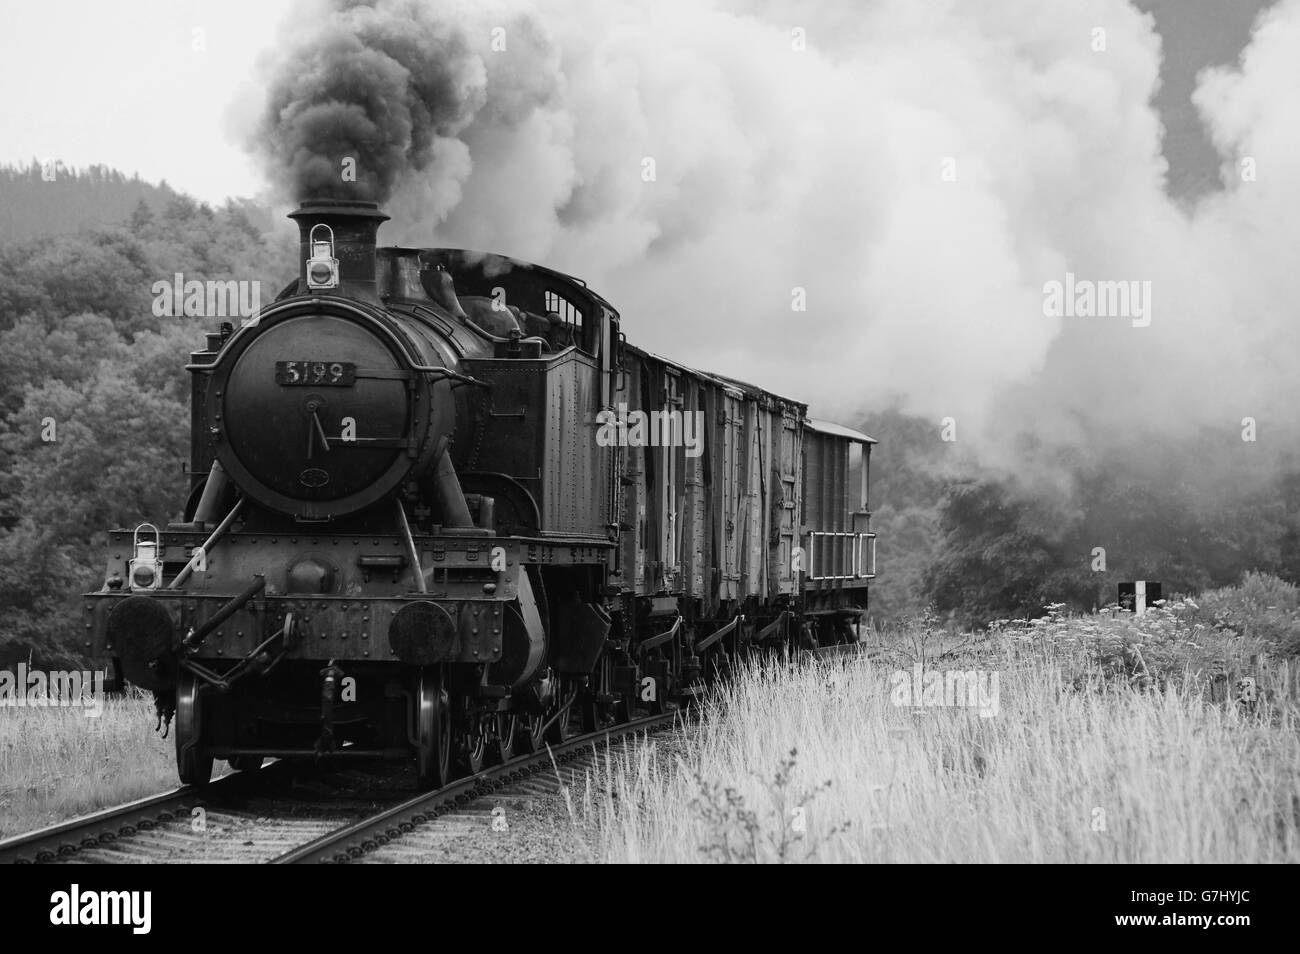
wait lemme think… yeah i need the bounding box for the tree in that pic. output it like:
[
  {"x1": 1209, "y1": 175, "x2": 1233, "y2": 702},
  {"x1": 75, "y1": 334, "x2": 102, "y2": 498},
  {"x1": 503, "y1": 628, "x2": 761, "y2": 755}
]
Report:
[
  {"x1": 130, "y1": 199, "x2": 154, "y2": 231},
  {"x1": 923, "y1": 479, "x2": 1096, "y2": 626}
]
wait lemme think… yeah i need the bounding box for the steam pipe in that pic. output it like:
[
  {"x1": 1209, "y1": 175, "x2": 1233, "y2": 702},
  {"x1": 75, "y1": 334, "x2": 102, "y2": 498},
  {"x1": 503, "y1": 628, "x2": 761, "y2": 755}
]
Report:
[
  {"x1": 461, "y1": 318, "x2": 548, "y2": 350},
  {"x1": 170, "y1": 497, "x2": 246, "y2": 589},
  {"x1": 394, "y1": 498, "x2": 428, "y2": 594},
  {"x1": 193, "y1": 459, "x2": 232, "y2": 524}
]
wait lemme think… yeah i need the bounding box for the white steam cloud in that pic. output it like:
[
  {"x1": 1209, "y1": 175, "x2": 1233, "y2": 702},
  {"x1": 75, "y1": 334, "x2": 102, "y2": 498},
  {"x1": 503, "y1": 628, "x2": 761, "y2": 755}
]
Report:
[{"x1": 253, "y1": 0, "x2": 1300, "y2": 469}]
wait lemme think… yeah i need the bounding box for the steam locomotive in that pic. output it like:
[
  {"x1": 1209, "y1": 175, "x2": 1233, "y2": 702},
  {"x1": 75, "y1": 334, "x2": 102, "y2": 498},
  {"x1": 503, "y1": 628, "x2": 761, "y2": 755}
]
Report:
[{"x1": 83, "y1": 199, "x2": 876, "y2": 788}]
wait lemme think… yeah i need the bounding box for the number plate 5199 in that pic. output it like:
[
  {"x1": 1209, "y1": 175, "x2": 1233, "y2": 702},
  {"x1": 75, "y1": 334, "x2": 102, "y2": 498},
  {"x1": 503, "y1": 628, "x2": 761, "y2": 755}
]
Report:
[{"x1": 275, "y1": 361, "x2": 356, "y2": 386}]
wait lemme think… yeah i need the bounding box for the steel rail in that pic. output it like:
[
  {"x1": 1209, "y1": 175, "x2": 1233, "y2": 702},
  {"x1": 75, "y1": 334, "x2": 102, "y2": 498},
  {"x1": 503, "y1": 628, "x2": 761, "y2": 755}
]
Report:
[
  {"x1": 271, "y1": 710, "x2": 682, "y2": 864},
  {"x1": 0, "y1": 760, "x2": 295, "y2": 865}
]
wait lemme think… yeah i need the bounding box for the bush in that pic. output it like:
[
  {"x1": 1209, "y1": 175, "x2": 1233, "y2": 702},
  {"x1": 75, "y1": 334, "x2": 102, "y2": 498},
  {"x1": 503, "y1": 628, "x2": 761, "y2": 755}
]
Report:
[
  {"x1": 1181, "y1": 571, "x2": 1300, "y2": 656},
  {"x1": 992, "y1": 601, "x2": 1271, "y2": 690}
]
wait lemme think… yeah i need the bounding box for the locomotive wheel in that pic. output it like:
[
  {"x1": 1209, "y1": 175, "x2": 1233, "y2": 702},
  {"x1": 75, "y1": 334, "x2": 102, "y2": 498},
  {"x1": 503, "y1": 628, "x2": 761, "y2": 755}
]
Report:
[
  {"x1": 543, "y1": 685, "x2": 574, "y2": 744},
  {"x1": 175, "y1": 672, "x2": 214, "y2": 787},
  {"x1": 454, "y1": 700, "x2": 487, "y2": 778},
  {"x1": 514, "y1": 710, "x2": 546, "y2": 755},
  {"x1": 416, "y1": 667, "x2": 451, "y2": 790},
  {"x1": 579, "y1": 660, "x2": 611, "y2": 733},
  {"x1": 584, "y1": 692, "x2": 630, "y2": 727},
  {"x1": 228, "y1": 756, "x2": 264, "y2": 772},
  {"x1": 580, "y1": 691, "x2": 600, "y2": 734},
  {"x1": 491, "y1": 713, "x2": 516, "y2": 765}
]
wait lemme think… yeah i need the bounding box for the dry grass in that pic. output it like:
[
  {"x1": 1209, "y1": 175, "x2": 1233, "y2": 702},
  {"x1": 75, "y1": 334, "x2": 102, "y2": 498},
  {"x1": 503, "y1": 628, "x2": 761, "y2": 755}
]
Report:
[
  {"x1": 0, "y1": 688, "x2": 181, "y2": 840},
  {"x1": 572, "y1": 617, "x2": 1300, "y2": 863}
]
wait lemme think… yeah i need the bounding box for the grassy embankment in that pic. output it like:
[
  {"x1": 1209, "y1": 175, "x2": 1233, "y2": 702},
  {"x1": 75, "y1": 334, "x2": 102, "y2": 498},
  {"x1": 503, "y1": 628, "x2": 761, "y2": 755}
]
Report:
[
  {"x1": 0, "y1": 688, "x2": 184, "y2": 840},
  {"x1": 570, "y1": 574, "x2": 1300, "y2": 863}
]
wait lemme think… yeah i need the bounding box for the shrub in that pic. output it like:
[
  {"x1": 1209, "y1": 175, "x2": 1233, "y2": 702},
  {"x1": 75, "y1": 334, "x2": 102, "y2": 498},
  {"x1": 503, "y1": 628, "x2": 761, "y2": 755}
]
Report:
[{"x1": 1182, "y1": 571, "x2": 1300, "y2": 656}]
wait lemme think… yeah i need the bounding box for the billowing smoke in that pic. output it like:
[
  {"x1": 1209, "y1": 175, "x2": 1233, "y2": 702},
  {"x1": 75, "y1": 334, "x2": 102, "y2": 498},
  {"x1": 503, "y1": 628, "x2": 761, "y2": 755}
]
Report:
[
  {"x1": 250, "y1": 0, "x2": 1300, "y2": 484},
  {"x1": 251, "y1": 0, "x2": 559, "y2": 202}
]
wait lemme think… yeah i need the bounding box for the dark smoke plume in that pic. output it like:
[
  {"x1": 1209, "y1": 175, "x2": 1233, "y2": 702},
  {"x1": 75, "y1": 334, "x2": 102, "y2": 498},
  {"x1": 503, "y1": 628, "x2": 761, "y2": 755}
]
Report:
[{"x1": 252, "y1": 0, "x2": 508, "y2": 202}]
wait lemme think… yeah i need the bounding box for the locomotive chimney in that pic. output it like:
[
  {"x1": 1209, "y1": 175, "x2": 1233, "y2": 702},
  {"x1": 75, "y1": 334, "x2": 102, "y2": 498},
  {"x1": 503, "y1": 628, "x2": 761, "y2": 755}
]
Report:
[{"x1": 287, "y1": 199, "x2": 389, "y2": 301}]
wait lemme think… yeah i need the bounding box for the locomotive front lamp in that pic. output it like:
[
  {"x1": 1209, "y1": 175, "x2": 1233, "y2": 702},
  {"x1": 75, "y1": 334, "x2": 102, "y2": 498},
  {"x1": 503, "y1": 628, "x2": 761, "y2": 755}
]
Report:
[
  {"x1": 129, "y1": 523, "x2": 164, "y2": 591},
  {"x1": 306, "y1": 223, "x2": 340, "y2": 290}
]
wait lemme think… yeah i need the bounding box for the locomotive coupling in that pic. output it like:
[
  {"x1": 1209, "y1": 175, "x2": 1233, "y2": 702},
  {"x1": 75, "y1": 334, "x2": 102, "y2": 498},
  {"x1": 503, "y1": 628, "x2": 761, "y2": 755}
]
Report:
[{"x1": 317, "y1": 659, "x2": 344, "y2": 755}]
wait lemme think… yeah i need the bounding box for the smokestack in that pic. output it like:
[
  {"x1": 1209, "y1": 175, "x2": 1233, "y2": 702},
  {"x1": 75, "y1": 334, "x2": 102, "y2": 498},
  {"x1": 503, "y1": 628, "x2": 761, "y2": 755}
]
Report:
[{"x1": 287, "y1": 199, "x2": 389, "y2": 301}]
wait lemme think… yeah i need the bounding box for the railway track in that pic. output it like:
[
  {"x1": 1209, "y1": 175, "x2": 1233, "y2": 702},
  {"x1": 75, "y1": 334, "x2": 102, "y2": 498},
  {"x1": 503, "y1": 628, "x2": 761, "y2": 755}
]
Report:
[
  {"x1": 274, "y1": 709, "x2": 680, "y2": 863},
  {"x1": 0, "y1": 758, "x2": 418, "y2": 865},
  {"x1": 0, "y1": 760, "x2": 284, "y2": 864},
  {"x1": 0, "y1": 709, "x2": 683, "y2": 865}
]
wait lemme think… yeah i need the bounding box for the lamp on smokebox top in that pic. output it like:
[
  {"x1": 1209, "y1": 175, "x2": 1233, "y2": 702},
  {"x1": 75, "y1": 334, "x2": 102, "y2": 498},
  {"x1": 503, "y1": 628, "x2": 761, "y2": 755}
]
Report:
[
  {"x1": 306, "y1": 223, "x2": 340, "y2": 290},
  {"x1": 129, "y1": 523, "x2": 163, "y2": 591}
]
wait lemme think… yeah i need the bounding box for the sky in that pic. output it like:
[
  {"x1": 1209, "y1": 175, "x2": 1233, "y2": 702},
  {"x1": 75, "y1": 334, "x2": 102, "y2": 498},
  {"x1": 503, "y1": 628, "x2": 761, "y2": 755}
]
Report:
[
  {"x1": 1134, "y1": 0, "x2": 1276, "y2": 197},
  {"x1": 0, "y1": 0, "x2": 286, "y2": 203}
]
